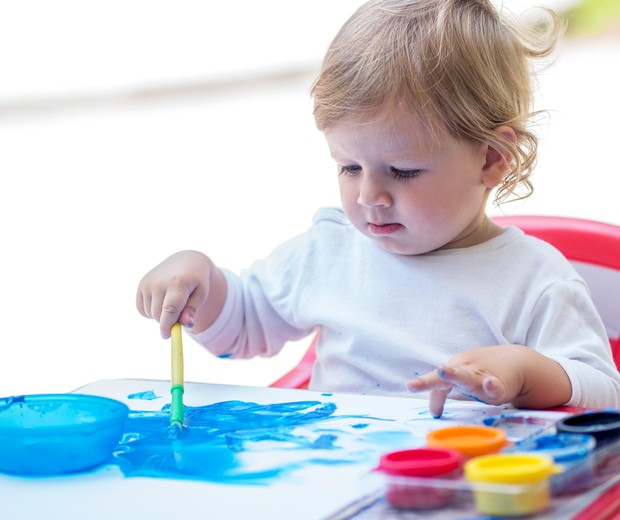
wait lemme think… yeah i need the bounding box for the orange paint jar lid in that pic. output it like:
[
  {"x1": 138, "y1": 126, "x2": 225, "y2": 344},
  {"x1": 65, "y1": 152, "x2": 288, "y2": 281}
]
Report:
[{"x1": 426, "y1": 425, "x2": 508, "y2": 458}]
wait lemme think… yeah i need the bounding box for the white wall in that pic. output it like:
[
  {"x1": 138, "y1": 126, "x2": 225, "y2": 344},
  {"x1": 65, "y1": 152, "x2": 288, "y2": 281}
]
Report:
[{"x1": 1, "y1": 0, "x2": 618, "y2": 396}]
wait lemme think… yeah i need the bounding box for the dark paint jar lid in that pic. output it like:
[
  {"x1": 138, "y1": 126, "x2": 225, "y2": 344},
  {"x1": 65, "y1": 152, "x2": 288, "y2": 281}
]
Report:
[{"x1": 556, "y1": 411, "x2": 620, "y2": 445}]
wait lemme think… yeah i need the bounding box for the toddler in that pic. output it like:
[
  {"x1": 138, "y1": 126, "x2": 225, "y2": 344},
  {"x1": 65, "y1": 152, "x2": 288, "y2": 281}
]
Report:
[{"x1": 137, "y1": 0, "x2": 620, "y2": 417}]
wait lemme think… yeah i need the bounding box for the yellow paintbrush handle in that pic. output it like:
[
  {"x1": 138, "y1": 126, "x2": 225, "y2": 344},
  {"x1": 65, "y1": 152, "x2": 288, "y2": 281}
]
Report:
[{"x1": 171, "y1": 322, "x2": 184, "y2": 387}]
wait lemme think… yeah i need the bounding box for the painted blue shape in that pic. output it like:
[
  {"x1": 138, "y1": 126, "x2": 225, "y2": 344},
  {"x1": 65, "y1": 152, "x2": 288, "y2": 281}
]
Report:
[
  {"x1": 112, "y1": 399, "x2": 414, "y2": 485},
  {"x1": 404, "y1": 408, "x2": 456, "y2": 422},
  {"x1": 217, "y1": 353, "x2": 233, "y2": 359},
  {"x1": 458, "y1": 392, "x2": 490, "y2": 405},
  {"x1": 482, "y1": 416, "x2": 496, "y2": 426},
  {"x1": 311, "y1": 434, "x2": 338, "y2": 449},
  {"x1": 321, "y1": 393, "x2": 333, "y2": 396},
  {"x1": 127, "y1": 390, "x2": 161, "y2": 401},
  {"x1": 356, "y1": 430, "x2": 415, "y2": 447},
  {"x1": 113, "y1": 400, "x2": 341, "y2": 483}
]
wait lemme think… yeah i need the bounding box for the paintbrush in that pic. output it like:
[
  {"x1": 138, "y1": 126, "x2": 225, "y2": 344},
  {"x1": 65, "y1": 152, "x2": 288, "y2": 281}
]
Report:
[{"x1": 170, "y1": 322, "x2": 184, "y2": 429}]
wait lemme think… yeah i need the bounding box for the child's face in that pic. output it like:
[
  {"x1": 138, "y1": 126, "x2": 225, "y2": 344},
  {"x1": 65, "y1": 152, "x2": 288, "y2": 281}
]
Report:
[{"x1": 324, "y1": 107, "x2": 500, "y2": 255}]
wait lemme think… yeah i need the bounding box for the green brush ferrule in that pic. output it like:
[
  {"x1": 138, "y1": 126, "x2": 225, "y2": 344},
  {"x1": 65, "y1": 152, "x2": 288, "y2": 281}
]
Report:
[{"x1": 170, "y1": 384, "x2": 184, "y2": 426}]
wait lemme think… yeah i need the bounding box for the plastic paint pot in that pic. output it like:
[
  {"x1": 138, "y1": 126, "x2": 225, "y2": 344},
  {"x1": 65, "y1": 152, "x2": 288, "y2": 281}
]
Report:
[
  {"x1": 0, "y1": 394, "x2": 128, "y2": 475},
  {"x1": 514, "y1": 433, "x2": 596, "y2": 495},
  {"x1": 426, "y1": 425, "x2": 508, "y2": 459},
  {"x1": 464, "y1": 453, "x2": 561, "y2": 517},
  {"x1": 376, "y1": 448, "x2": 463, "y2": 509},
  {"x1": 556, "y1": 411, "x2": 620, "y2": 447}
]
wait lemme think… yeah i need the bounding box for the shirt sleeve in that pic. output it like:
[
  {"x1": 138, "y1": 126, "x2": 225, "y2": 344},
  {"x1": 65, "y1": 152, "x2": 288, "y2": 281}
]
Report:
[
  {"x1": 526, "y1": 279, "x2": 620, "y2": 408},
  {"x1": 188, "y1": 238, "x2": 315, "y2": 359}
]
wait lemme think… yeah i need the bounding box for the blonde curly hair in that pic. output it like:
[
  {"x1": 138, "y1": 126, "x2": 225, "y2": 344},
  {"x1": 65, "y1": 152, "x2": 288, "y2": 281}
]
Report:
[{"x1": 312, "y1": 0, "x2": 562, "y2": 205}]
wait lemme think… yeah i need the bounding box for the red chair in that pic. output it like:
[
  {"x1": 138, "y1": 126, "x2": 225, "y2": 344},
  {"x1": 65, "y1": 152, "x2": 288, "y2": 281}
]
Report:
[
  {"x1": 271, "y1": 215, "x2": 620, "y2": 389},
  {"x1": 270, "y1": 333, "x2": 318, "y2": 389}
]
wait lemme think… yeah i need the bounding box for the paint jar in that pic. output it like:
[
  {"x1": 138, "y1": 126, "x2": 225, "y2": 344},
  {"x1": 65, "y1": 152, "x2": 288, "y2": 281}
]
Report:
[
  {"x1": 556, "y1": 411, "x2": 620, "y2": 447},
  {"x1": 464, "y1": 453, "x2": 562, "y2": 517},
  {"x1": 0, "y1": 394, "x2": 128, "y2": 475},
  {"x1": 375, "y1": 448, "x2": 464, "y2": 509},
  {"x1": 556, "y1": 411, "x2": 620, "y2": 480},
  {"x1": 513, "y1": 433, "x2": 596, "y2": 495},
  {"x1": 426, "y1": 425, "x2": 508, "y2": 459}
]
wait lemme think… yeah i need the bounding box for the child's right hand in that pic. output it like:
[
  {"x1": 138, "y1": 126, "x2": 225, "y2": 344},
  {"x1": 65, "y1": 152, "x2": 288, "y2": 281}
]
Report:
[
  {"x1": 407, "y1": 345, "x2": 572, "y2": 418},
  {"x1": 136, "y1": 250, "x2": 227, "y2": 339}
]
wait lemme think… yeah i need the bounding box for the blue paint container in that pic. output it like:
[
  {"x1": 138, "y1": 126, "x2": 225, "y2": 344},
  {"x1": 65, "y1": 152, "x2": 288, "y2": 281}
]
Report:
[
  {"x1": 0, "y1": 394, "x2": 129, "y2": 475},
  {"x1": 514, "y1": 433, "x2": 596, "y2": 496}
]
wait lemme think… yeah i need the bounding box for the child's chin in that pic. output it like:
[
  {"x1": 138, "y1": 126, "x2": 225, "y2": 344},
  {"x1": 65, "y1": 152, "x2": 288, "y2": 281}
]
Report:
[{"x1": 373, "y1": 237, "x2": 431, "y2": 256}]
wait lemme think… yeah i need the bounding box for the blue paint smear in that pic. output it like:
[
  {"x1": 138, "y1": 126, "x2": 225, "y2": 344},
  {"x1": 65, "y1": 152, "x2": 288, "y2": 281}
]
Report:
[
  {"x1": 458, "y1": 392, "x2": 490, "y2": 405},
  {"x1": 481, "y1": 412, "x2": 557, "y2": 442},
  {"x1": 357, "y1": 430, "x2": 415, "y2": 446},
  {"x1": 405, "y1": 408, "x2": 457, "y2": 421},
  {"x1": 112, "y1": 399, "x2": 413, "y2": 485},
  {"x1": 127, "y1": 390, "x2": 161, "y2": 401},
  {"x1": 217, "y1": 353, "x2": 233, "y2": 359}
]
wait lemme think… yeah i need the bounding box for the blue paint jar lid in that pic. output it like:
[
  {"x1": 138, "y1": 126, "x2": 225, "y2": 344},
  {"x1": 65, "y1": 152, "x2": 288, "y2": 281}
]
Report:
[
  {"x1": 556, "y1": 411, "x2": 620, "y2": 445},
  {"x1": 515, "y1": 433, "x2": 596, "y2": 462}
]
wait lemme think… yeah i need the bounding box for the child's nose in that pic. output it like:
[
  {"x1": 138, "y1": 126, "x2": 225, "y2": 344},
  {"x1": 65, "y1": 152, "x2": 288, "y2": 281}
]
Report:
[{"x1": 356, "y1": 174, "x2": 392, "y2": 208}]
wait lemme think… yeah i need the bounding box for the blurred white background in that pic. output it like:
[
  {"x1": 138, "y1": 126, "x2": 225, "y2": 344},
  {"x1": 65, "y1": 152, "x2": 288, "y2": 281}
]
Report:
[{"x1": 1, "y1": 0, "x2": 618, "y2": 396}]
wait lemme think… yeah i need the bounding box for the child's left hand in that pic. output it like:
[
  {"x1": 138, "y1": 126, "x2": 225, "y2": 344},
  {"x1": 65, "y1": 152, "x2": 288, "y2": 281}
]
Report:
[{"x1": 407, "y1": 345, "x2": 570, "y2": 418}]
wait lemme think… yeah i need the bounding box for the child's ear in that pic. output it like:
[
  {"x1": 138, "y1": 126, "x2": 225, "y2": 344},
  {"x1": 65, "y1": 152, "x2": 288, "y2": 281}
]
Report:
[{"x1": 481, "y1": 125, "x2": 517, "y2": 189}]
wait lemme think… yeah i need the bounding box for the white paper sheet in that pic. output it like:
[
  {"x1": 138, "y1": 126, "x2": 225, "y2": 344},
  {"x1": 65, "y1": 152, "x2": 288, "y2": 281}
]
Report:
[{"x1": 0, "y1": 379, "x2": 567, "y2": 520}]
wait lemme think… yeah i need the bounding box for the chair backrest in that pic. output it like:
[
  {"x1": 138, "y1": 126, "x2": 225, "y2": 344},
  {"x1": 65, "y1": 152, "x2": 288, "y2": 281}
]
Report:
[
  {"x1": 271, "y1": 215, "x2": 620, "y2": 389},
  {"x1": 270, "y1": 333, "x2": 317, "y2": 389}
]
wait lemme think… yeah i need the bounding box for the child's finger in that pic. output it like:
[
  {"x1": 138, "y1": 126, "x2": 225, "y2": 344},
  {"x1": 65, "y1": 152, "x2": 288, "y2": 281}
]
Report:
[
  {"x1": 428, "y1": 388, "x2": 452, "y2": 418},
  {"x1": 437, "y1": 365, "x2": 494, "y2": 404},
  {"x1": 408, "y1": 371, "x2": 453, "y2": 419},
  {"x1": 182, "y1": 288, "x2": 207, "y2": 328},
  {"x1": 148, "y1": 292, "x2": 165, "y2": 322},
  {"x1": 407, "y1": 369, "x2": 446, "y2": 391},
  {"x1": 481, "y1": 376, "x2": 506, "y2": 402},
  {"x1": 159, "y1": 290, "x2": 189, "y2": 339},
  {"x1": 444, "y1": 368, "x2": 507, "y2": 406},
  {"x1": 135, "y1": 287, "x2": 150, "y2": 318},
  {"x1": 178, "y1": 306, "x2": 196, "y2": 330},
  {"x1": 436, "y1": 365, "x2": 470, "y2": 384}
]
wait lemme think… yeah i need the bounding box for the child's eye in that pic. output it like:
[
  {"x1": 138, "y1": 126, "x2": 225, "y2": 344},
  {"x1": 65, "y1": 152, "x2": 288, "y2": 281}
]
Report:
[
  {"x1": 390, "y1": 167, "x2": 423, "y2": 181},
  {"x1": 339, "y1": 165, "x2": 362, "y2": 176}
]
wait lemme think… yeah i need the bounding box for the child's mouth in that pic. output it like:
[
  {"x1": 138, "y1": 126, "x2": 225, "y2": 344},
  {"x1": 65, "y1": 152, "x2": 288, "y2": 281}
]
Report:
[{"x1": 368, "y1": 222, "x2": 402, "y2": 235}]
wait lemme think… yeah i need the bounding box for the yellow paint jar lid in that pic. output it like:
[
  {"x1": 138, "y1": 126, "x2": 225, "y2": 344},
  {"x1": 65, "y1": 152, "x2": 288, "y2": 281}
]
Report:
[
  {"x1": 426, "y1": 425, "x2": 508, "y2": 458},
  {"x1": 464, "y1": 454, "x2": 562, "y2": 485}
]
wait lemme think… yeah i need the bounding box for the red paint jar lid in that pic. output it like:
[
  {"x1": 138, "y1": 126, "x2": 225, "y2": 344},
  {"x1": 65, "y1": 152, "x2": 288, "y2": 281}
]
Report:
[{"x1": 377, "y1": 448, "x2": 463, "y2": 477}]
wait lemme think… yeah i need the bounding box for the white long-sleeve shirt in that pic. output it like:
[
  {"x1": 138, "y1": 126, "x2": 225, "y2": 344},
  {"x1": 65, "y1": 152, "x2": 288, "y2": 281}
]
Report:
[{"x1": 192, "y1": 207, "x2": 620, "y2": 408}]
